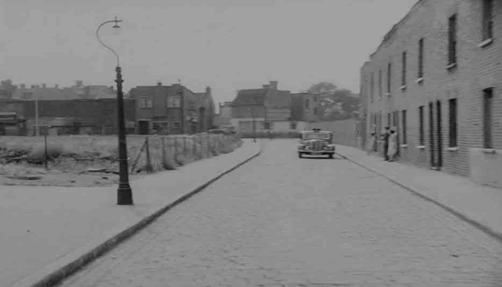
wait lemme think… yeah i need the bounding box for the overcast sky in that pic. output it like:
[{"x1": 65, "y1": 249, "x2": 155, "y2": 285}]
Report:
[{"x1": 0, "y1": 0, "x2": 417, "y2": 103}]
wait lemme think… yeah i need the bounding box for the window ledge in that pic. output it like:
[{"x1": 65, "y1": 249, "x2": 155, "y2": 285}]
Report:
[
  {"x1": 400, "y1": 144, "x2": 408, "y2": 148},
  {"x1": 416, "y1": 145, "x2": 426, "y2": 150},
  {"x1": 446, "y1": 63, "x2": 457, "y2": 70},
  {"x1": 479, "y1": 38, "x2": 493, "y2": 48},
  {"x1": 400, "y1": 85, "x2": 407, "y2": 91},
  {"x1": 416, "y1": 77, "x2": 424, "y2": 84},
  {"x1": 446, "y1": 147, "x2": 459, "y2": 152},
  {"x1": 482, "y1": 148, "x2": 496, "y2": 154}
]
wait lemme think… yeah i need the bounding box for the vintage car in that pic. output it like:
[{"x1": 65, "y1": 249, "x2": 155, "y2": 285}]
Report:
[{"x1": 297, "y1": 129, "x2": 336, "y2": 158}]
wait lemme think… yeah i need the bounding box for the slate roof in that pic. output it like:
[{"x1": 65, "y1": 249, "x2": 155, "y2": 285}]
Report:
[
  {"x1": 231, "y1": 89, "x2": 267, "y2": 106},
  {"x1": 264, "y1": 90, "x2": 291, "y2": 108}
]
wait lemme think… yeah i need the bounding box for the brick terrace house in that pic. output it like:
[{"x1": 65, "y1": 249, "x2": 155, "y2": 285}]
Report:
[
  {"x1": 360, "y1": 0, "x2": 502, "y2": 187},
  {"x1": 130, "y1": 82, "x2": 215, "y2": 135}
]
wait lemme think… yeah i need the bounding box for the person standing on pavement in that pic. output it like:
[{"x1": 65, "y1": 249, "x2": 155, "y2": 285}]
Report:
[
  {"x1": 367, "y1": 132, "x2": 376, "y2": 155},
  {"x1": 387, "y1": 128, "x2": 398, "y2": 162},
  {"x1": 382, "y1": 127, "x2": 390, "y2": 161}
]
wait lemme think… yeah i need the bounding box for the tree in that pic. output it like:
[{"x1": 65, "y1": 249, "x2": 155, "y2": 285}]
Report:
[{"x1": 306, "y1": 82, "x2": 360, "y2": 121}]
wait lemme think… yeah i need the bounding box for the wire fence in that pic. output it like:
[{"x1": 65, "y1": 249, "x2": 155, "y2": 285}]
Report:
[{"x1": 128, "y1": 133, "x2": 243, "y2": 173}]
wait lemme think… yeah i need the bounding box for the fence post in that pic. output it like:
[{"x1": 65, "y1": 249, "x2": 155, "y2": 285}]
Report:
[
  {"x1": 183, "y1": 136, "x2": 187, "y2": 157},
  {"x1": 206, "y1": 133, "x2": 210, "y2": 157},
  {"x1": 161, "y1": 137, "x2": 166, "y2": 169},
  {"x1": 193, "y1": 135, "x2": 196, "y2": 159},
  {"x1": 44, "y1": 134, "x2": 48, "y2": 169},
  {"x1": 145, "y1": 136, "x2": 153, "y2": 173}
]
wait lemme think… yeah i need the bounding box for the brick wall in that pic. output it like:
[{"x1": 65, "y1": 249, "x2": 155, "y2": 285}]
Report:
[
  {"x1": 307, "y1": 119, "x2": 358, "y2": 147},
  {"x1": 23, "y1": 99, "x2": 136, "y2": 134},
  {"x1": 361, "y1": 0, "x2": 502, "y2": 177}
]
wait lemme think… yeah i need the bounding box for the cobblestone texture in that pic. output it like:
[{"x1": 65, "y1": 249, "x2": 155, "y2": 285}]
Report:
[{"x1": 61, "y1": 140, "x2": 502, "y2": 287}]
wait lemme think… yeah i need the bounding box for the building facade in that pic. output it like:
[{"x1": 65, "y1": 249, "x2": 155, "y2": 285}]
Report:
[
  {"x1": 291, "y1": 93, "x2": 321, "y2": 123},
  {"x1": 130, "y1": 82, "x2": 215, "y2": 135},
  {"x1": 360, "y1": 0, "x2": 502, "y2": 187}
]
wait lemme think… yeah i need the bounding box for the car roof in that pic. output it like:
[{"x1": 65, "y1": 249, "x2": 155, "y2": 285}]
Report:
[{"x1": 301, "y1": 130, "x2": 332, "y2": 134}]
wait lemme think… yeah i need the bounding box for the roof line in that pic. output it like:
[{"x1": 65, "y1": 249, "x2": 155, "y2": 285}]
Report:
[{"x1": 368, "y1": 0, "x2": 425, "y2": 60}]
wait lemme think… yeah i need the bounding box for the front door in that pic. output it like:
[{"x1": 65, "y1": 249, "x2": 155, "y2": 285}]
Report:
[
  {"x1": 393, "y1": 110, "x2": 400, "y2": 158},
  {"x1": 428, "y1": 102, "x2": 436, "y2": 168},
  {"x1": 138, "y1": 120, "x2": 150, "y2": 135},
  {"x1": 435, "y1": 100, "x2": 443, "y2": 169}
]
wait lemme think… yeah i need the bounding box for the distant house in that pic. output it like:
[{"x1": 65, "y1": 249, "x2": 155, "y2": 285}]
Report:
[
  {"x1": 230, "y1": 88, "x2": 267, "y2": 132},
  {"x1": 291, "y1": 93, "x2": 320, "y2": 124},
  {"x1": 11, "y1": 81, "x2": 115, "y2": 101},
  {"x1": 214, "y1": 101, "x2": 232, "y2": 127},
  {"x1": 130, "y1": 82, "x2": 215, "y2": 135},
  {"x1": 230, "y1": 81, "x2": 313, "y2": 133}
]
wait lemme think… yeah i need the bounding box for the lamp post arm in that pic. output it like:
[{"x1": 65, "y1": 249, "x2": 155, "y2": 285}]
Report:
[{"x1": 96, "y1": 20, "x2": 122, "y2": 67}]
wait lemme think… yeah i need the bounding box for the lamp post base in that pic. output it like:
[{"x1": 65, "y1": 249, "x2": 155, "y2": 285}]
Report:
[{"x1": 117, "y1": 183, "x2": 133, "y2": 205}]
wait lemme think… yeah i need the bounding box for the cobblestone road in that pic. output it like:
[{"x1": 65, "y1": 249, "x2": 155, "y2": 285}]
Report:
[{"x1": 61, "y1": 140, "x2": 502, "y2": 287}]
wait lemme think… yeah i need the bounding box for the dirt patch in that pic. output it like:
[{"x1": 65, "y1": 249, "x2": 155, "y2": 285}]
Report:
[{"x1": 0, "y1": 134, "x2": 243, "y2": 187}]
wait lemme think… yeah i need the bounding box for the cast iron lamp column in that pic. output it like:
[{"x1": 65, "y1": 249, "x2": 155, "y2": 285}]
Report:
[{"x1": 96, "y1": 17, "x2": 133, "y2": 205}]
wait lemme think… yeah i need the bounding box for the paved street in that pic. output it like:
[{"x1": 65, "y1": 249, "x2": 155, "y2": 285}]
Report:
[{"x1": 61, "y1": 140, "x2": 502, "y2": 287}]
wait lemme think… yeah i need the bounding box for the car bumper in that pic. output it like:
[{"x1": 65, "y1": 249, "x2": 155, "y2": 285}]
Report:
[{"x1": 298, "y1": 150, "x2": 335, "y2": 155}]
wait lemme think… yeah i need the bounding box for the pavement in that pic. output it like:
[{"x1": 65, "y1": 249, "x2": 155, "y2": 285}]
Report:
[
  {"x1": 335, "y1": 145, "x2": 502, "y2": 243},
  {"x1": 3, "y1": 139, "x2": 261, "y2": 287},
  {"x1": 59, "y1": 139, "x2": 502, "y2": 286}
]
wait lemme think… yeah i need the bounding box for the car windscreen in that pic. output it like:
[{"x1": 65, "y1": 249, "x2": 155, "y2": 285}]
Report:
[{"x1": 302, "y1": 133, "x2": 330, "y2": 140}]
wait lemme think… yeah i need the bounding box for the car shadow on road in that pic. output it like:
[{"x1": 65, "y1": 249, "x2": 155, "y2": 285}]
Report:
[{"x1": 300, "y1": 155, "x2": 345, "y2": 160}]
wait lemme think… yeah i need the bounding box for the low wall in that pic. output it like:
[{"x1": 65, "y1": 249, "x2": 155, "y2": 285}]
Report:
[
  {"x1": 469, "y1": 148, "x2": 502, "y2": 188},
  {"x1": 307, "y1": 119, "x2": 358, "y2": 147}
]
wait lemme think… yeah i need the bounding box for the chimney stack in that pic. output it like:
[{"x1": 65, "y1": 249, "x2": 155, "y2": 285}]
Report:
[
  {"x1": 55, "y1": 84, "x2": 59, "y2": 88},
  {"x1": 205, "y1": 86, "x2": 211, "y2": 96},
  {"x1": 20, "y1": 84, "x2": 26, "y2": 89},
  {"x1": 42, "y1": 83, "x2": 46, "y2": 88},
  {"x1": 76, "y1": 80, "x2": 83, "y2": 87},
  {"x1": 157, "y1": 81, "x2": 162, "y2": 86},
  {"x1": 269, "y1": 81, "x2": 278, "y2": 89}
]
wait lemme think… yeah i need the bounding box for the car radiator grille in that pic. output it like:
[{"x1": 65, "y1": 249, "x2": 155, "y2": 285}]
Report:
[{"x1": 310, "y1": 141, "x2": 324, "y2": 151}]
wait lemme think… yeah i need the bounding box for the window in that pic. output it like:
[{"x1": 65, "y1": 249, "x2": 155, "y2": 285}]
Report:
[
  {"x1": 290, "y1": 122, "x2": 297, "y2": 130},
  {"x1": 483, "y1": 88, "x2": 493, "y2": 148},
  {"x1": 313, "y1": 96, "x2": 318, "y2": 102},
  {"x1": 401, "y1": 51, "x2": 407, "y2": 86},
  {"x1": 401, "y1": 109, "x2": 407, "y2": 144},
  {"x1": 370, "y1": 72, "x2": 375, "y2": 102},
  {"x1": 482, "y1": 0, "x2": 494, "y2": 41},
  {"x1": 379, "y1": 70, "x2": 383, "y2": 98},
  {"x1": 172, "y1": 121, "x2": 181, "y2": 129},
  {"x1": 419, "y1": 106, "x2": 425, "y2": 145},
  {"x1": 167, "y1": 96, "x2": 181, "y2": 108},
  {"x1": 387, "y1": 62, "x2": 392, "y2": 94},
  {"x1": 448, "y1": 14, "x2": 457, "y2": 65},
  {"x1": 139, "y1": 97, "x2": 153, "y2": 108},
  {"x1": 313, "y1": 107, "x2": 318, "y2": 115},
  {"x1": 387, "y1": 112, "x2": 391, "y2": 127},
  {"x1": 305, "y1": 99, "x2": 310, "y2": 108},
  {"x1": 448, "y1": 98, "x2": 458, "y2": 147},
  {"x1": 418, "y1": 38, "x2": 424, "y2": 79}
]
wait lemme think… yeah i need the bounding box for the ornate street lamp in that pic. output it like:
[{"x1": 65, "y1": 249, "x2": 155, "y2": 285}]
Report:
[{"x1": 96, "y1": 17, "x2": 133, "y2": 205}]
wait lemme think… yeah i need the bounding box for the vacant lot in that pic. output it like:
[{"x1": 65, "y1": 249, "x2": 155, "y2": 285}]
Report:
[{"x1": 0, "y1": 134, "x2": 242, "y2": 187}]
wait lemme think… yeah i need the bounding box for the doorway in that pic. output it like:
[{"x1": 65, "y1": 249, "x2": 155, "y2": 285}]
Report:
[
  {"x1": 428, "y1": 102, "x2": 436, "y2": 169},
  {"x1": 138, "y1": 120, "x2": 150, "y2": 135},
  {"x1": 435, "y1": 100, "x2": 443, "y2": 169}
]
